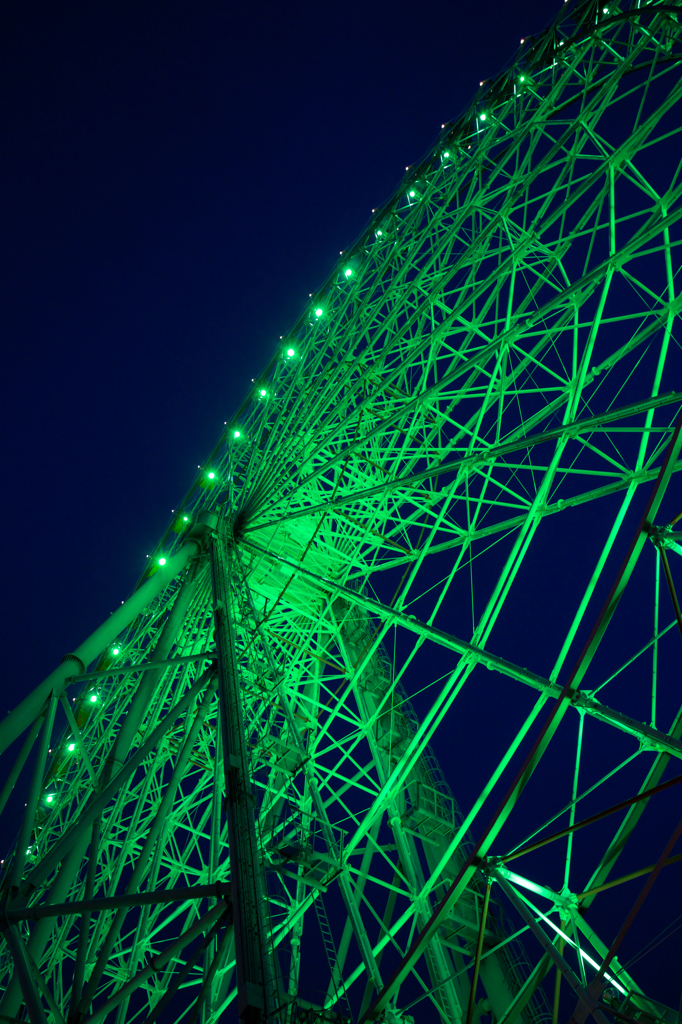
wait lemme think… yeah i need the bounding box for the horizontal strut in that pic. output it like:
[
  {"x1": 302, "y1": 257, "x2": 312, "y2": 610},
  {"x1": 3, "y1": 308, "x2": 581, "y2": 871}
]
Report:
[
  {"x1": 3, "y1": 882, "x2": 231, "y2": 922},
  {"x1": 68, "y1": 649, "x2": 216, "y2": 683}
]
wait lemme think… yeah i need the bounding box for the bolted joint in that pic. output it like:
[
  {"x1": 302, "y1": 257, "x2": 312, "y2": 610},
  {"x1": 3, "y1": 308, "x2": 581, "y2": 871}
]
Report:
[
  {"x1": 553, "y1": 887, "x2": 579, "y2": 915},
  {"x1": 184, "y1": 509, "x2": 220, "y2": 553},
  {"x1": 648, "y1": 523, "x2": 682, "y2": 557},
  {"x1": 61, "y1": 653, "x2": 86, "y2": 675}
]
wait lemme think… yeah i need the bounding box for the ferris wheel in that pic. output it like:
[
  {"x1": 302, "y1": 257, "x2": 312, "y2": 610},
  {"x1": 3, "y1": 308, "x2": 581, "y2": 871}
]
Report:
[{"x1": 2, "y1": 2, "x2": 682, "y2": 1023}]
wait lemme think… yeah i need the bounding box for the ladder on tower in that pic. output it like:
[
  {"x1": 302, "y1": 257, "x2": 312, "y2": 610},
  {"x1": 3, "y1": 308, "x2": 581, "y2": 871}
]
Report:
[{"x1": 314, "y1": 894, "x2": 353, "y2": 1023}]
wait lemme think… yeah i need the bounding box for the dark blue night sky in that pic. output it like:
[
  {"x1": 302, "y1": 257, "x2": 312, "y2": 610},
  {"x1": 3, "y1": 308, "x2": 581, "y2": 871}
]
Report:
[
  {"x1": 3, "y1": 1, "x2": 681, "y2": 1019},
  {"x1": 1, "y1": 0, "x2": 552, "y2": 685}
]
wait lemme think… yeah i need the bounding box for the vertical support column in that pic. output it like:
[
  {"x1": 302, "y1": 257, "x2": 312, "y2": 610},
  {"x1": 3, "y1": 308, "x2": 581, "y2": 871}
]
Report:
[
  {"x1": 71, "y1": 816, "x2": 101, "y2": 1015},
  {"x1": 9, "y1": 693, "x2": 58, "y2": 896},
  {"x1": 652, "y1": 547, "x2": 660, "y2": 728},
  {"x1": 3, "y1": 924, "x2": 49, "y2": 1024},
  {"x1": 465, "y1": 881, "x2": 491, "y2": 1024},
  {"x1": 0, "y1": 715, "x2": 44, "y2": 819},
  {"x1": 210, "y1": 514, "x2": 274, "y2": 1024}
]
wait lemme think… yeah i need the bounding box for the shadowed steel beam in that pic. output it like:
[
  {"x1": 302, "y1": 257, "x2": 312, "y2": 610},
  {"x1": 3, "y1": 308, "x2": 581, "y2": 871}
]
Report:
[
  {"x1": 2, "y1": 927, "x2": 48, "y2": 1024},
  {"x1": 78, "y1": 901, "x2": 229, "y2": 1024},
  {"x1": 143, "y1": 911, "x2": 229, "y2": 1024},
  {"x1": 577, "y1": 850, "x2": 682, "y2": 900},
  {"x1": 5, "y1": 884, "x2": 232, "y2": 922},
  {"x1": 465, "y1": 881, "x2": 491, "y2": 1024},
  {"x1": 501, "y1": 770, "x2": 682, "y2": 863},
  {"x1": 22, "y1": 946, "x2": 65, "y2": 1024}
]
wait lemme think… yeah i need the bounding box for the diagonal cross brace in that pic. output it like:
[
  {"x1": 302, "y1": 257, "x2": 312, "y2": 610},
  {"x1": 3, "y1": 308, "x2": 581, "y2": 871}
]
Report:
[
  {"x1": 492, "y1": 874, "x2": 611, "y2": 1024},
  {"x1": 357, "y1": 411, "x2": 682, "y2": 1021}
]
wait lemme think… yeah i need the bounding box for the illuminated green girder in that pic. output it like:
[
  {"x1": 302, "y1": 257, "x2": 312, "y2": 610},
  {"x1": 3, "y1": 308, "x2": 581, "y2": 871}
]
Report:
[{"x1": 2, "y1": 1, "x2": 682, "y2": 1023}]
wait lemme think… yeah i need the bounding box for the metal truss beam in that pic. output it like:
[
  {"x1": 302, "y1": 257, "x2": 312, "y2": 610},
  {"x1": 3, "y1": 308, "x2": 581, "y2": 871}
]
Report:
[
  {"x1": 246, "y1": 540, "x2": 682, "y2": 760},
  {"x1": 4, "y1": 5, "x2": 682, "y2": 1022}
]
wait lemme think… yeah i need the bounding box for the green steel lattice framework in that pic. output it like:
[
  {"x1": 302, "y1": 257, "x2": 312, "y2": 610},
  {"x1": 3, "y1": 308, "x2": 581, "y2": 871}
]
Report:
[{"x1": 2, "y1": 0, "x2": 682, "y2": 1022}]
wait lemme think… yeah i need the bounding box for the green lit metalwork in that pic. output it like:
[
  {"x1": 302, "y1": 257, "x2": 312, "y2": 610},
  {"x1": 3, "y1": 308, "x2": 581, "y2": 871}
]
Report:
[{"x1": 1, "y1": 2, "x2": 682, "y2": 1022}]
